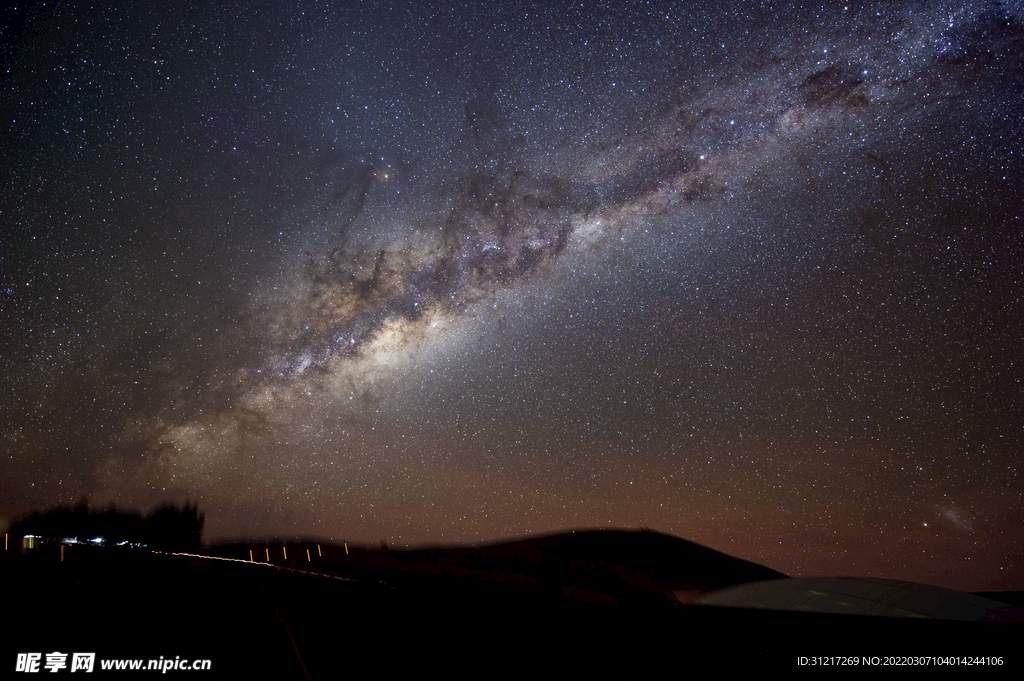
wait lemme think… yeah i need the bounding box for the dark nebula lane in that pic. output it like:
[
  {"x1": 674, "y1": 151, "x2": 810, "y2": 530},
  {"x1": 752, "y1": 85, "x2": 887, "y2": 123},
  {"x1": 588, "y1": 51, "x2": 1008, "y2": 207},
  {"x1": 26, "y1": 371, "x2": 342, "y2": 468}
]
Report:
[{"x1": 2, "y1": 0, "x2": 1023, "y2": 592}]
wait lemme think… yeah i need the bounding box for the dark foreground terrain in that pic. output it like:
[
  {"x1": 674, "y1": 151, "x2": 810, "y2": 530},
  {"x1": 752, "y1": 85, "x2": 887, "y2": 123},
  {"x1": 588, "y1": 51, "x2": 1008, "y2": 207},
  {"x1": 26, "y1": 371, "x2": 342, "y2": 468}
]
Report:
[{"x1": 4, "y1": 531, "x2": 1020, "y2": 676}]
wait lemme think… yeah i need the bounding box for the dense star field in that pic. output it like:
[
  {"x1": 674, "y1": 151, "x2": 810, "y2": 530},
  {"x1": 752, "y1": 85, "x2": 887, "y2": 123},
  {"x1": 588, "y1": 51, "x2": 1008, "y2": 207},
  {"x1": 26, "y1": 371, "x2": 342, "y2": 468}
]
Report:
[{"x1": 2, "y1": 0, "x2": 1022, "y2": 591}]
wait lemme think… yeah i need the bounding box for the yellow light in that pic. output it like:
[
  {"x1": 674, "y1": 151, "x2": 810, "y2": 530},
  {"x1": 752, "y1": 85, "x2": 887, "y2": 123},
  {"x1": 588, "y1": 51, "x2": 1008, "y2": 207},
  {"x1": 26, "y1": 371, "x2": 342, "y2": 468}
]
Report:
[
  {"x1": 307, "y1": 549, "x2": 311, "y2": 561},
  {"x1": 344, "y1": 542, "x2": 348, "y2": 555}
]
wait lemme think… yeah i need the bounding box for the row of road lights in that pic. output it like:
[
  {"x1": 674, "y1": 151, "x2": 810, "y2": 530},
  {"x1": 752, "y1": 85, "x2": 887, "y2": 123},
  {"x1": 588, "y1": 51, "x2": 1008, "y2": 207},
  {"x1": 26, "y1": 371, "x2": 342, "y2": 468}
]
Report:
[
  {"x1": 6, "y1": 533, "x2": 356, "y2": 565},
  {"x1": 248, "y1": 542, "x2": 349, "y2": 563}
]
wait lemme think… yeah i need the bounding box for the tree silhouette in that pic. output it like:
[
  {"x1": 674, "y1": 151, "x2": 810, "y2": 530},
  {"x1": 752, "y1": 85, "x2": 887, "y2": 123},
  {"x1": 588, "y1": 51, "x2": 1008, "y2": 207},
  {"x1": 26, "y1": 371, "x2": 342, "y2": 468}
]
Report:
[
  {"x1": 145, "y1": 501, "x2": 205, "y2": 552},
  {"x1": 8, "y1": 499, "x2": 204, "y2": 552}
]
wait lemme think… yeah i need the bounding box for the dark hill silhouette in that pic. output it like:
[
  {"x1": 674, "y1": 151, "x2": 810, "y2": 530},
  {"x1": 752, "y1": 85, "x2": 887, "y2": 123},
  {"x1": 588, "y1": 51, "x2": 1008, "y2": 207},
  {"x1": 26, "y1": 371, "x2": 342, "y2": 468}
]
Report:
[
  {"x1": 6, "y1": 529, "x2": 1018, "y2": 675},
  {"x1": 473, "y1": 528, "x2": 785, "y2": 584},
  {"x1": 278, "y1": 528, "x2": 788, "y2": 606}
]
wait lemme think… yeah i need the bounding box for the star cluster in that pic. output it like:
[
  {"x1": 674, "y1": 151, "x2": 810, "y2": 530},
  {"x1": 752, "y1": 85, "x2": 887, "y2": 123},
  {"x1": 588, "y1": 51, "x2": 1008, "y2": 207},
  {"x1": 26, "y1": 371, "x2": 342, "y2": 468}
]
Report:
[{"x1": 2, "y1": 0, "x2": 1023, "y2": 590}]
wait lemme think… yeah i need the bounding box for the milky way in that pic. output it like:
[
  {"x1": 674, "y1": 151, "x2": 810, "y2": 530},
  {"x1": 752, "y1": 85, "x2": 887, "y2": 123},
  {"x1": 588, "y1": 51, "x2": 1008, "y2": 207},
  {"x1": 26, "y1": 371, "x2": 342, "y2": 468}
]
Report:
[{"x1": 3, "y1": 0, "x2": 1023, "y2": 590}]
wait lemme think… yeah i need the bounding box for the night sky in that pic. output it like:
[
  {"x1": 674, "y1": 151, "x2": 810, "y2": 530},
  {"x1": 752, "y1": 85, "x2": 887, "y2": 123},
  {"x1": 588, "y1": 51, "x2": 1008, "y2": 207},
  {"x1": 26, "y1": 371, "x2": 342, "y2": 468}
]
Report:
[{"x1": 3, "y1": 0, "x2": 1023, "y2": 592}]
